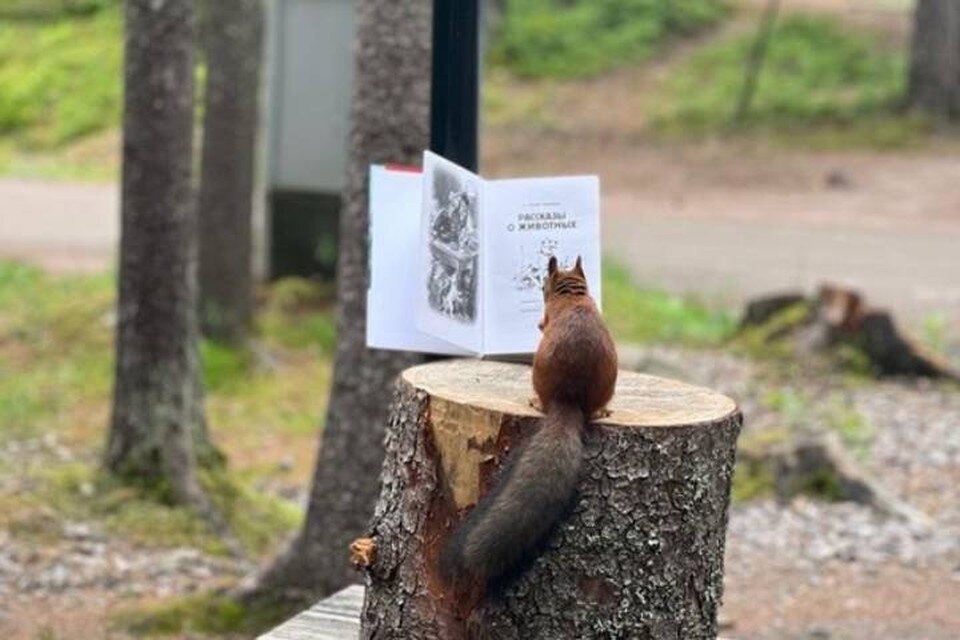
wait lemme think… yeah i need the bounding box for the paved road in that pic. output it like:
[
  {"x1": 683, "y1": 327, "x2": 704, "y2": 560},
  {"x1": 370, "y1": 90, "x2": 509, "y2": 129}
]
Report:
[
  {"x1": 1, "y1": 177, "x2": 957, "y2": 331},
  {"x1": 603, "y1": 207, "x2": 960, "y2": 330},
  {"x1": 0, "y1": 179, "x2": 118, "y2": 272}
]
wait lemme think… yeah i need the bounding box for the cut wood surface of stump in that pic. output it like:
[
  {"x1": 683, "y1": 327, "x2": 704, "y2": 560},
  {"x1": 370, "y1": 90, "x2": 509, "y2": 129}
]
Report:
[{"x1": 358, "y1": 359, "x2": 742, "y2": 639}]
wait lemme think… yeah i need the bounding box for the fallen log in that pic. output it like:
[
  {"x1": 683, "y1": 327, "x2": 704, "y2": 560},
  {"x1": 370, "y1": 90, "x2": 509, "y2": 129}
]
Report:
[{"x1": 737, "y1": 284, "x2": 959, "y2": 381}]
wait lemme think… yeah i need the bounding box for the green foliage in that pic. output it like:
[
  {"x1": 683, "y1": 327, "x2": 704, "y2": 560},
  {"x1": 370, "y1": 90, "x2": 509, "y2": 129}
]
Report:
[
  {"x1": 0, "y1": 0, "x2": 116, "y2": 20},
  {"x1": 0, "y1": 6, "x2": 122, "y2": 148},
  {"x1": 792, "y1": 467, "x2": 845, "y2": 501},
  {"x1": 652, "y1": 14, "x2": 915, "y2": 144},
  {"x1": 732, "y1": 302, "x2": 811, "y2": 362},
  {"x1": 491, "y1": 0, "x2": 728, "y2": 78},
  {"x1": 602, "y1": 261, "x2": 736, "y2": 347},
  {"x1": 200, "y1": 467, "x2": 303, "y2": 556},
  {"x1": 731, "y1": 427, "x2": 790, "y2": 502}
]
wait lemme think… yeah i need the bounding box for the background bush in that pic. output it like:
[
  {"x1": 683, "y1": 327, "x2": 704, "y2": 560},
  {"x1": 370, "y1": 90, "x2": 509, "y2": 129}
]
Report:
[
  {"x1": 0, "y1": 5, "x2": 121, "y2": 147},
  {"x1": 490, "y1": 0, "x2": 729, "y2": 78},
  {"x1": 652, "y1": 14, "x2": 906, "y2": 133}
]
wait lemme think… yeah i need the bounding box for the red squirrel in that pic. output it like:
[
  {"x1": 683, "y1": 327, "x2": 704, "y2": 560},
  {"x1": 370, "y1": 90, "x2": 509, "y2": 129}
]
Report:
[{"x1": 441, "y1": 255, "x2": 618, "y2": 584}]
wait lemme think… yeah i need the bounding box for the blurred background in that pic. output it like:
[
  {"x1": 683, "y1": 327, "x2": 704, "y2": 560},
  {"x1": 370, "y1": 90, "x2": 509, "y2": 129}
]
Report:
[{"x1": 0, "y1": 0, "x2": 958, "y2": 638}]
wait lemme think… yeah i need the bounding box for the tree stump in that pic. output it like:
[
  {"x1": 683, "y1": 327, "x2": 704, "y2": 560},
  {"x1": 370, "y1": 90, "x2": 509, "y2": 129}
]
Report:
[{"x1": 357, "y1": 359, "x2": 742, "y2": 639}]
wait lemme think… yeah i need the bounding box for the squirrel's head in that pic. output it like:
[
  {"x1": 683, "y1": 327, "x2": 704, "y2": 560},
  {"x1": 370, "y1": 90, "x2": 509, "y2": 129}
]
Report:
[{"x1": 543, "y1": 255, "x2": 589, "y2": 301}]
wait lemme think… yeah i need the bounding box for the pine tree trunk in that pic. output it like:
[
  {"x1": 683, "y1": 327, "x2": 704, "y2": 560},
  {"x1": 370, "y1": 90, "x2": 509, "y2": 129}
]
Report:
[
  {"x1": 107, "y1": 0, "x2": 212, "y2": 505},
  {"x1": 909, "y1": 0, "x2": 960, "y2": 119},
  {"x1": 198, "y1": 0, "x2": 263, "y2": 344},
  {"x1": 251, "y1": 0, "x2": 431, "y2": 600},
  {"x1": 359, "y1": 360, "x2": 742, "y2": 639}
]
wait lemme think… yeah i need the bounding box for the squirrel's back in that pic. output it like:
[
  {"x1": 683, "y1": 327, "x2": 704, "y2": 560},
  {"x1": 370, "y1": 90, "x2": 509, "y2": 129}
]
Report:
[{"x1": 533, "y1": 300, "x2": 617, "y2": 413}]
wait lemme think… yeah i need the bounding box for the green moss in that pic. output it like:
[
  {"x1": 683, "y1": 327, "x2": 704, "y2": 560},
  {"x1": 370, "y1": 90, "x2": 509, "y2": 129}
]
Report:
[
  {"x1": 200, "y1": 467, "x2": 303, "y2": 557},
  {"x1": 651, "y1": 14, "x2": 921, "y2": 148},
  {"x1": 201, "y1": 340, "x2": 253, "y2": 393},
  {"x1": 921, "y1": 312, "x2": 950, "y2": 355},
  {"x1": 602, "y1": 261, "x2": 736, "y2": 347},
  {"x1": 825, "y1": 396, "x2": 873, "y2": 459},
  {"x1": 732, "y1": 302, "x2": 811, "y2": 361},
  {"x1": 2, "y1": 461, "x2": 301, "y2": 557}
]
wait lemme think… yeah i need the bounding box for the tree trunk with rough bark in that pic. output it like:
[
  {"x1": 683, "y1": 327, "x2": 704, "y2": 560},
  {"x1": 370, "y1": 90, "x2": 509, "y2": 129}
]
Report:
[
  {"x1": 198, "y1": 0, "x2": 263, "y2": 344},
  {"x1": 909, "y1": 0, "x2": 960, "y2": 119},
  {"x1": 250, "y1": 0, "x2": 431, "y2": 601},
  {"x1": 107, "y1": 0, "x2": 216, "y2": 506},
  {"x1": 358, "y1": 359, "x2": 742, "y2": 639}
]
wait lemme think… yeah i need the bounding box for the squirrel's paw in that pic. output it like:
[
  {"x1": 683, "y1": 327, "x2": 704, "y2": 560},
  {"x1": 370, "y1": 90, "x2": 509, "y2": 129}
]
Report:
[
  {"x1": 590, "y1": 407, "x2": 612, "y2": 421},
  {"x1": 528, "y1": 396, "x2": 545, "y2": 413}
]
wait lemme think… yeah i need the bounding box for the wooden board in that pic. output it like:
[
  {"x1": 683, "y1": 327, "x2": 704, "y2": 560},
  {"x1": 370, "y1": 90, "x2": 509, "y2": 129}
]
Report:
[
  {"x1": 260, "y1": 584, "x2": 739, "y2": 639},
  {"x1": 258, "y1": 584, "x2": 364, "y2": 640}
]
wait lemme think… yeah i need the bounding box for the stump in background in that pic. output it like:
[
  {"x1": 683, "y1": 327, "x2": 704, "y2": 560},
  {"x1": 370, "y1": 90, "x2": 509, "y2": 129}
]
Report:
[{"x1": 356, "y1": 359, "x2": 741, "y2": 639}]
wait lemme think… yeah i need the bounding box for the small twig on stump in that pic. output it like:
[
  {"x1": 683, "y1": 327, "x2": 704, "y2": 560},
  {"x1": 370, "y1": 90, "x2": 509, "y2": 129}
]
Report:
[{"x1": 350, "y1": 537, "x2": 378, "y2": 570}]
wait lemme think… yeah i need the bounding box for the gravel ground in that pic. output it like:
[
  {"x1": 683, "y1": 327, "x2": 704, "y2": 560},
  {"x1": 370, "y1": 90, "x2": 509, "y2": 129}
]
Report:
[
  {"x1": 1, "y1": 344, "x2": 957, "y2": 638},
  {"x1": 625, "y1": 344, "x2": 960, "y2": 639}
]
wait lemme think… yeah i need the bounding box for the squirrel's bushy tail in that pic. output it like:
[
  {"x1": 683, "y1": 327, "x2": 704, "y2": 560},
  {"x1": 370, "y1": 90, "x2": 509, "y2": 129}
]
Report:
[{"x1": 440, "y1": 403, "x2": 584, "y2": 583}]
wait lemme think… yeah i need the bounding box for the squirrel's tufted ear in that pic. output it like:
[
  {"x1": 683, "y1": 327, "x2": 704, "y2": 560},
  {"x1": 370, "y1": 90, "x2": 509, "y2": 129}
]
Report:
[
  {"x1": 547, "y1": 256, "x2": 558, "y2": 275},
  {"x1": 574, "y1": 256, "x2": 585, "y2": 277}
]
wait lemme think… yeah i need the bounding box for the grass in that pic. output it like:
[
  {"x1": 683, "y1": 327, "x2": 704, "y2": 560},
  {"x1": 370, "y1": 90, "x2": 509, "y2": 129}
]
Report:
[
  {"x1": 0, "y1": 256, "x2": 741, "y2": 589},
  {"x1": 0, "y1": 462, "x2": 301, "y2": 556},
  {"x1": 651, "y1": 14, "x2": 926, "y2": 148},
  {"x1": 491, "y1": 0, "x2": 729, "y2": 78},
  {"x1": 0, "y1": 262, "x2": 114, "y2": 441},
  {"x1": 602, "y1": 261, "x2": 736, "y2": 347},
  {"x1": 0, "y1": 260, "x2": 333, "y2": 571},
  {"x1": 0, "y1": 2, "x2": 122, "y2": 178},
  {"x1": 0, "y1": 4, "x2": 122, "y2": 149}
]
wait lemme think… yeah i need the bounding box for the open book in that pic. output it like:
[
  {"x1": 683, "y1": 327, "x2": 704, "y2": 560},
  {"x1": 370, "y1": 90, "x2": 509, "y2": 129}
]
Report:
[{"x1": 367, "y1": 151, "x2": 600, "y2": 356}]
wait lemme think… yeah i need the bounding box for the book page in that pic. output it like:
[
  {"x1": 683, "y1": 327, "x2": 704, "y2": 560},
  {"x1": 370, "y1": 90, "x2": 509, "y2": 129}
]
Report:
[
  {"x1": 415, "y1": 151, "x2": 484, "y2": 353},
  {"x1": 482, "y1": 176, "x2": 601, "y2": 355},
  {"x1": 366, "y1": 164, "x2": 471, "y2": 355}
]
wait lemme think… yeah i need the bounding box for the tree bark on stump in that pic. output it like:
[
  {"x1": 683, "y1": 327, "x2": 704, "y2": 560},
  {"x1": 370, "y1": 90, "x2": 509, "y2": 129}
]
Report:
[{"x1": 358, "y1": 359, "x2": 742, "y2": 639}]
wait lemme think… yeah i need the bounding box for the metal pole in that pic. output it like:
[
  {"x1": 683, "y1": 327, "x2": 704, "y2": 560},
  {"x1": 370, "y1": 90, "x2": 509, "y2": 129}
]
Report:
[{"x1": 430, "y1": 0, "x2": 480, "y2": 171}]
